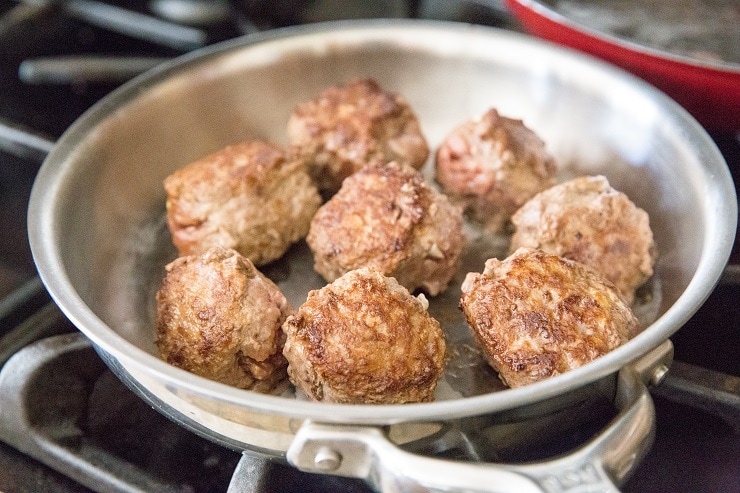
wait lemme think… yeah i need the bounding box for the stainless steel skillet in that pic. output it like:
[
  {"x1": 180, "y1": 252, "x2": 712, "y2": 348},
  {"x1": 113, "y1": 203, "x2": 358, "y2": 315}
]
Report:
[{"x1": 28, "y1": 19, "x2": 737, "y2": 492}]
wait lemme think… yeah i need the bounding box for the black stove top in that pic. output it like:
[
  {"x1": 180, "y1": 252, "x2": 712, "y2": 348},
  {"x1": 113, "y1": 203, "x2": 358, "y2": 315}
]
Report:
[{"x1": 0, "y1": 1, "x2": 738, "y2": 492}]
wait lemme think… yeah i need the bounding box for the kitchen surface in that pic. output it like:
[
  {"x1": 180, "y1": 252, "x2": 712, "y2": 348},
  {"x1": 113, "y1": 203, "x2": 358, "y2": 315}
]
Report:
[{"x1": 0, "y1": 1, "x2": 738, "y2": 492}]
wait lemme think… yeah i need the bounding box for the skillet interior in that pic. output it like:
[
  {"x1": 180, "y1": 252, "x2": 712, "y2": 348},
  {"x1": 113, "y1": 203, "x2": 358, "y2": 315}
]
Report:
[{"x1": 29, "y1": 20, "x2": 736, "y2": 428}]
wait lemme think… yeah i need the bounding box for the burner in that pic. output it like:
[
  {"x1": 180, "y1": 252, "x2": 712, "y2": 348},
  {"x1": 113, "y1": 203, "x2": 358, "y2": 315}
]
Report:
[{"x1": 0, "y1": 1, "x2": 738, "y2": 492}]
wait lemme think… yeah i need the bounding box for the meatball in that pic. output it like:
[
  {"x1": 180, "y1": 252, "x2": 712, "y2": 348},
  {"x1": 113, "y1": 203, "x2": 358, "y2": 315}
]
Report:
[
  {"x1": 306, "y1": 161, "x2": 465, "y2": 296},
  {"x1": 282, "y1": 267, "x2": 446, "y2": 404},
  {"x1": 460, "y1": 248, "x2": 639, "y2": 388},
  {"x1": 164, "y1": 140, "x2": 321, "y2": 266},
  {"x1": 435, "y1": 108, "x2": 557, "y2": 232},
  {"x1": 510, "y1": 175, "x2": 656, "y2": 304},
  {"x1": 156, "y1": 247, "x2": 292, "y2": 391},
  {"x1": 287, "y1": 78, "x2": 430, "y2": 194}
]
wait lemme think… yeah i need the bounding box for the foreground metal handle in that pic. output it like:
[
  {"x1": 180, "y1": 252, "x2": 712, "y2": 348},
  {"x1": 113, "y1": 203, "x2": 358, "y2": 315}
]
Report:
[{"x1": 287, "y1": 362, "x2": 661, "y2": 492}]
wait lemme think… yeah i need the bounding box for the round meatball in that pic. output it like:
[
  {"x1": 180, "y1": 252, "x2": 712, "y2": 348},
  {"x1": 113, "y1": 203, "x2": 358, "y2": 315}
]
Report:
[
  {"x1": 306, "y1": 161, "x2": 465, "y2": 296},
  {"x1": 460, "y1": 248, "x2": 639, "y2": 388},
  {"x1": 510, "y1": 175, "x2": 656, "y2": 304},
  {"x1": 435, "y1": 108, "x2": 557, "y2": 232},
  {"x1": 282, "y1": 267, "x2": 446, "y2": 404},
  {"x1": 156, "y1": 247, "x2": 292, "y2": 391},
  {"x1": 287, "y1": 78, "x2": 430, "y2": 194},
  {"x1": 164, "y1": 140, "x2": 321, "y2": 266}
]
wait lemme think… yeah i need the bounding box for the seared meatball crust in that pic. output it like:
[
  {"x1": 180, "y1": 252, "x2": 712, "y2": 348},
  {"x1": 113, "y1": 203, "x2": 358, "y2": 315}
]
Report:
[
  {"x1": 435, "y1": 108, "x2": 557, "y2": 232},
  {"x1": 460, "y1": 248, "x2": 638, "y2": 388},
  {"x1": 156, "y1": 247, "x2": 292, "y2": 391},
  {"x1": 306, "y1": 161, "x2": 465, "y2": 296},
  {"x1": 164, "y1": 140, "x2": 321, "y2": 266},
  {"x1": 282, "y1": 267, "x2": 446, "y2": 404},
  {"x1": 287, "y1": 78, "x2": 430, "y2": 194},
  {"x1": 510, "y1": 175, "x2": 656, "y2": 304}
]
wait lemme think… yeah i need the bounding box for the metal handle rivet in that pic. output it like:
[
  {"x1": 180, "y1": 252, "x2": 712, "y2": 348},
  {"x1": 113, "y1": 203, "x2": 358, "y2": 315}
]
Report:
[
  {"x1": 650, "y1": 364, "x2": 670, "y2": 386},
  {"x1": 314, "y1": 447, "x2": 342, "y2": 471}
]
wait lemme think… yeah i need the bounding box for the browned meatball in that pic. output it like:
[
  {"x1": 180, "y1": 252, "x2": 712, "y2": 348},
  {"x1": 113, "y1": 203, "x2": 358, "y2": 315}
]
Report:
[
  {"x1": 282, "y1": 267, "x2": 446, "y2": 404},
  {"x1": 156, "y1": 247, "x2": 292, "y2": 391},
  {"x1": 460, "y1": 248, "x2": 638, "y2": 388},
  {"x1": 164, "y1": 140, "x2": 321, "y2": 266},
  {"x1": 510, "y1": 175, "x2": 656, "y2": 304},
  {"x1": 306, "y1": 161, "x2": 465, "y2": 296},
  {"x1": 287, "y1": 78, "x2": 430, "y2": 194},
  {"x1": 435, "y1": 108, "x2": 557, "y2": 232}
]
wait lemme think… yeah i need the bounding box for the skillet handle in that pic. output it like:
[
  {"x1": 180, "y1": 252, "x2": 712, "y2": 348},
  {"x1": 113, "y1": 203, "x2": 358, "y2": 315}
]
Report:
[{"x1": 287, "y1": 345, "x2": 671, "y2": 493}]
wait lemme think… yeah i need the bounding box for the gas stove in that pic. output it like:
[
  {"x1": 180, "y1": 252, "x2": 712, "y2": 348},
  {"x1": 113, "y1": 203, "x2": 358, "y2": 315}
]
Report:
[{"x1": 0, "y1": 1, "x2": 737, "y2": 492}]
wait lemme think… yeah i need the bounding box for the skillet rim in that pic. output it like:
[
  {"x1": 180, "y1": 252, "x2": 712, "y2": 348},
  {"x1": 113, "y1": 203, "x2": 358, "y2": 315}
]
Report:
[{"x1": 27, "y1": 18, "x2": 737, "y2": 424}]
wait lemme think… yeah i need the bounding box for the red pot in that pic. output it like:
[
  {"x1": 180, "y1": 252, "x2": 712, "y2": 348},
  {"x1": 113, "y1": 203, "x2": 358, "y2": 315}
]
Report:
[{"x1": 505, "y1": 0, "x2": 740, "y2": 133}]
